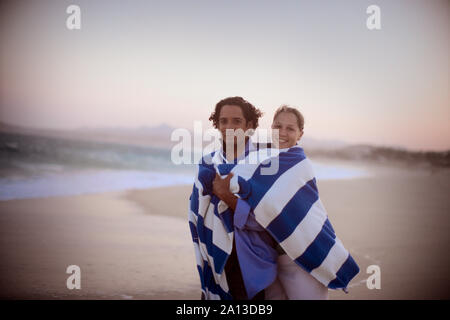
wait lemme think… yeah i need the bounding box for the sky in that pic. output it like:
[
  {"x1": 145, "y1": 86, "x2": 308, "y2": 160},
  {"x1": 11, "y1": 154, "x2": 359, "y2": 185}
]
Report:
[{"x1": 0, "y1": 0, "x2": 448, "y2": 151}]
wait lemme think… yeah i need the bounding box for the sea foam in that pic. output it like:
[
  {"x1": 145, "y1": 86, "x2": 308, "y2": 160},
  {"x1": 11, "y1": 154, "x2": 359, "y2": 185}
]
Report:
[{"x1": 0, "y1": 162, "x2": 369, "y2": 201}]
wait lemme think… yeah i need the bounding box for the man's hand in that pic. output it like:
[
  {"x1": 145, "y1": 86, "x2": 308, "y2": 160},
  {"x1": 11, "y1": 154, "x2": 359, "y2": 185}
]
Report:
[
  {"x1": 213, "y1": 172, "x2": 233, "y2": 200},
  {"x1": 213, "y1": 172, "x2": 237, "y2": 211}
]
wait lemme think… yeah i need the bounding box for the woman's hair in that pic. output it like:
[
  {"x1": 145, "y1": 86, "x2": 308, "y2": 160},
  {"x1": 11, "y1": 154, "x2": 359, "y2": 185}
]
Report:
[
  {"x1": 273, "y1": 105, "x2": 304, "y2": 130},
  {"x1": 209, "y1": 96, "x2": 263, "y2": 129}
]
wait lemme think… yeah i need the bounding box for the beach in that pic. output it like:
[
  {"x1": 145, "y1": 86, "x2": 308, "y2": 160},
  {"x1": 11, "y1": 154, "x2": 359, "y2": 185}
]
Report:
[{"x1": 0, "y1": 164, "x2": 449, "y2": 299}]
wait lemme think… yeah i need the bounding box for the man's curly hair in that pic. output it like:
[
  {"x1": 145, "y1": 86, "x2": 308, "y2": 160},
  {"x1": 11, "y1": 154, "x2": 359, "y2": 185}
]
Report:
[{"x1": 209, "y1": 96, "x2": 263, "y2": 129}]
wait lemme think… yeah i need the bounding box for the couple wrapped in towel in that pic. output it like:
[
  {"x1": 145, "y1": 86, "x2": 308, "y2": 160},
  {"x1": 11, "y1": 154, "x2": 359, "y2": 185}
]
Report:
[{"x1": 188, "y1": 143, "x2": 360, "y2": 300}]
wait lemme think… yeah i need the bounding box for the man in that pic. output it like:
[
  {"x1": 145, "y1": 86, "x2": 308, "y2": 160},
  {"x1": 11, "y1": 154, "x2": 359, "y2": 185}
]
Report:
[
  {"x1": 204, "y1": 96, "x2": 271, "y2": 300},
  {"x1": 207, "y1": 96, "x2": 262, "y2": 211}
]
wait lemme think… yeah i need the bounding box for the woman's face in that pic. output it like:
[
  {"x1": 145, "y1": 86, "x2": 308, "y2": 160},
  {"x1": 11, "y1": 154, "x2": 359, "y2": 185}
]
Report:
[{"x1": 271, "y1": 111, "x2": 303, "y2": 149}]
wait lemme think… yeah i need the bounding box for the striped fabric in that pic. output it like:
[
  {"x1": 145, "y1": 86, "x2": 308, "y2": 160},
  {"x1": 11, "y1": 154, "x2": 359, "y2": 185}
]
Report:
[{"x1": 188, "y1": 145, "x2": 360, "y2": 300}]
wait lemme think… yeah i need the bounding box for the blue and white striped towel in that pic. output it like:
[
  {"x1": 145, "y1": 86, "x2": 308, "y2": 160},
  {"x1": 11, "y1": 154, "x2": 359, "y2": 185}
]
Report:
[{"x1": 188, "y1": 145, "x2": 360, "y2": 300}]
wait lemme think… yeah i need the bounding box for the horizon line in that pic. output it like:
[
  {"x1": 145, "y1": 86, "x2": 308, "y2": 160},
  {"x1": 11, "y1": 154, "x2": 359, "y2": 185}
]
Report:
[{"x1": 0, "y1": 120, "x2": 449, "y2": 153}]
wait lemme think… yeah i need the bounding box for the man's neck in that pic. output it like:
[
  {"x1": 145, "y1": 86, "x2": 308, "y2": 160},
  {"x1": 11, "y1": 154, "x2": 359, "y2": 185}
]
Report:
[{"x1": 223, "y1": 137, "x2": 250, "y2": 162}]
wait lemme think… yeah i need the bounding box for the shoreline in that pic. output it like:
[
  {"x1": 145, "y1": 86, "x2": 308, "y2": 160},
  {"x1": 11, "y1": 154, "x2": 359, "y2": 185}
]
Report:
[{"x1": 2, "y1": 156, "x2": 446, "y2": 202}]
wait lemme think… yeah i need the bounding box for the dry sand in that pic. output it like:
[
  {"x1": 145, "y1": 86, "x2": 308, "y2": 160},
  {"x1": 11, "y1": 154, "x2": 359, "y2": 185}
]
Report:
[{"x1": 0, "y1": 164, "x2": 449, "y2": 299}]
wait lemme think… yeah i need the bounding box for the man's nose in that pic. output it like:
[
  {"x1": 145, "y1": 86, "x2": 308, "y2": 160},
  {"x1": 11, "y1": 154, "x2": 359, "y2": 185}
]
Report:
[
  {"x1": 224, "y1": 125, "x2": 243, "y2": 132},
  {"x1": 221, "y1": 122, "x2": 234, "y2": 130}
]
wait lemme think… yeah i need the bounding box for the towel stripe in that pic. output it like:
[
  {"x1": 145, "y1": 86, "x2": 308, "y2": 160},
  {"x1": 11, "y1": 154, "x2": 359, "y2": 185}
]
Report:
[
  {"x1": 247, "y1": 149, "x2": 307, "y2": 211},
  {"x1": 253, "y1": 158, "x2": 314, "y2": 228},
  {"x1": 266, "y1": 178, "x2": 319, "y2": 243},
  {"x1": 212, "y1": 197, "x2": 234, "y2": 233},
  {"x1": 190, "y1": 185, "x2": 199, "y2": 215},
  {"x1": 196, "y1": 214, "x2": 229, "y2": 274},
  {"x1": 199, "y1": 261, "x2": 232, "y2": 300},
  {"x1": 279, "y1": 199, "x2": 328, "y2": 259},
  {"x1": 294, "y1": 218, "x2": 337, "y2": 272},
  {"x1": 328, "y1": 254, "x2": 360, "y2": 289},
  {"x1": 310, "y1": 238, "x2": 350, "y2": 287},
  {"x1": 202, "y1": 204, "x2": 232, "y2": 255}
]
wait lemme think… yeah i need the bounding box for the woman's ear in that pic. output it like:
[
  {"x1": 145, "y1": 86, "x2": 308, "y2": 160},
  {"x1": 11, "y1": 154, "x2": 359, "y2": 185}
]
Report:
[{"x1": 297, "y1": 130, "x2": 304, "y2": 141}]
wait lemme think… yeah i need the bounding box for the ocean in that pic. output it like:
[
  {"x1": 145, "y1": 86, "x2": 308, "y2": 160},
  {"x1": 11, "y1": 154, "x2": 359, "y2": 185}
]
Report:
[{"x1": 0, "y1": 132, "x2": 369, "y2": 201}]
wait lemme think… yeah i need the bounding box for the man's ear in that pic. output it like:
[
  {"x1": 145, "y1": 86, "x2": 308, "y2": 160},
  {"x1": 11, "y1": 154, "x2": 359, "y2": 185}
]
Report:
[{"x1": 246, "y1": 120, "x2": 254, "y2": 130}]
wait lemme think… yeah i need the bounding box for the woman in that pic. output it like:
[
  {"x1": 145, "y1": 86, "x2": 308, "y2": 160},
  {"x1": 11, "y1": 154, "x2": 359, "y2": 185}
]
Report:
[
  {"x1": 265, "y1": 105, "x2": 330, "y2": 300},
  {"x1": 227, "y1": 105, "x2": 329, "y2": 299}
]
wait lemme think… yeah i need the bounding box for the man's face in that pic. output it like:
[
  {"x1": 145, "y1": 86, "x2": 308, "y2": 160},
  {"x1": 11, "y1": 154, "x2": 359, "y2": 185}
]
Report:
[{"x1": 218, "y1": 105, "x2": 253, "y2": 146}]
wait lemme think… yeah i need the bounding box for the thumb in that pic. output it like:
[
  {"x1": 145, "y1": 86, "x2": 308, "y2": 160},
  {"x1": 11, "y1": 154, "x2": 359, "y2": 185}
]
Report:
[{"x1": 226, "y1": 172, "x2": 234, "y2": 180}]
